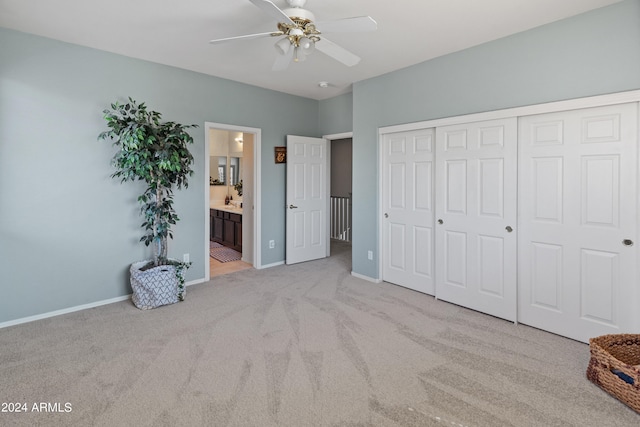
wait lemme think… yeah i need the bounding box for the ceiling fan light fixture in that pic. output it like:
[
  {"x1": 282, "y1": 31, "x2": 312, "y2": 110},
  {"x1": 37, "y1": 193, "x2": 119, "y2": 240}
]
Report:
[
  {"x1": 289, "y1": 27, "x2": 304, "y2": 37},
  {"x1": 298, "y1": 36, "x2": 315, "y2": 54},
  {"x1": 275, "y1": 37, "x2": 291, "y2": 55},
  {"x1": 209, "y1": 0, "x2": 377, "y2": 70}
]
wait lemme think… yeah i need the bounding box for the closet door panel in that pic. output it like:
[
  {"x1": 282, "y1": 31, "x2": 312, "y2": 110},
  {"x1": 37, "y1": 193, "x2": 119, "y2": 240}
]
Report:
[
  {"x1": 530, "y1": 242, "x2": 563, "y2": 311},
  {"x1": 382, "y1": 129, "x2": 435, "y2": 295},
  {"x1": 478, "y1": 234, "x2": 505, "y2": 297},
  {"x1": 435, "y1": 118, "x2": 518, "y2": 322},
  {"x1": 444, "y1": 230, "x2": 467, "y2": 287},
  {"x1": 445, "y1": 160, "x2": 467, "y2": 214},
  {"x1": 478, "y1": 158, "x2": 504, "y2": 218},
  {"x1": 518, "y1": 103, "x2": 638, "y2": 343}
]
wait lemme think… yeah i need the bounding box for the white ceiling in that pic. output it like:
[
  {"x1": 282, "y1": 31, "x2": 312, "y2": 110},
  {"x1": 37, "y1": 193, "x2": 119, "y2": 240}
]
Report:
[{"x1": 0, "y1": 0, "x2": 621, "y2": 100}]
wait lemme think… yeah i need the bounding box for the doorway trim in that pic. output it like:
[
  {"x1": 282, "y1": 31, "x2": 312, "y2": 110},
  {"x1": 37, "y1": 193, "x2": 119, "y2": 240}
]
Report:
[
  {"x1": 204, "y1": 122, "x2": 262, "y2": 281},
  {"x1": 323, "y1": 132, "x2": 353, "y2": 139}
]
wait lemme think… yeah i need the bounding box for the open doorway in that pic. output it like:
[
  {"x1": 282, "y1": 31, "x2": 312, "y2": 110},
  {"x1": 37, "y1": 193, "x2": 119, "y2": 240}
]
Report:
[
  {"x1": 204, "y1": 122, "x2": 261, "y2": 281},
  {"x1": 329, "y1": 136, "x2": 352, "y2": 242},
  {"x1": 325, "y1": 132, "x2": 353, "y2": 265},
  {"x1": 283, "y1": 132, "x2": 352, "y2": 266}
]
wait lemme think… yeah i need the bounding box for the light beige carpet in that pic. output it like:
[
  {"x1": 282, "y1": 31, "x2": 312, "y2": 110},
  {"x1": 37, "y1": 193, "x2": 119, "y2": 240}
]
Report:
[{"x1": 1, "y1": 241, "x2": 638, "y2": 426}]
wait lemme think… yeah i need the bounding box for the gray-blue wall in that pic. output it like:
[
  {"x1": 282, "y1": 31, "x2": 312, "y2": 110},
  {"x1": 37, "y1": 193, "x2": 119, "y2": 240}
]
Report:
[
  {"x1": 350, "y1": 0, "x2": 640, "y2": 278},
  {"x1": 319, "y1": 92, "x2": 353, "y2": 135},
  {"x1": 0, "y1": 28, "x2": 318, "y2": 323},
  {"x1": 3, "y1": 0, "x2": 640, "y2": 324}
]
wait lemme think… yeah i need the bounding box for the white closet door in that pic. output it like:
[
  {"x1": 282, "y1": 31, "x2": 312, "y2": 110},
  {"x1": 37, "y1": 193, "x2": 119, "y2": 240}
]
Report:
[
  {"x1": 382, "y1": 129, "x2": 435, "y2": 295},
  {"x1": 518, "y1": 103, "x2": 638, "y2": 343},
  {"x1": 435, "y1": 118, "x2": 518, "y2": 321}
]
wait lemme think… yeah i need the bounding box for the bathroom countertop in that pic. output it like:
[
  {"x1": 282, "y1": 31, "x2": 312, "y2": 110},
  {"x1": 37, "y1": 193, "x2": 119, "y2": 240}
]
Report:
[{"x1": 210, "y1": 204, "x2": 243, "y2": 214}]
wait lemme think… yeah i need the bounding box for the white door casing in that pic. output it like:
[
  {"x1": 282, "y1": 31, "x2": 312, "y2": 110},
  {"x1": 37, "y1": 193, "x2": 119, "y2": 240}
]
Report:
[
  {"x1": 204, "y1": 122, "x2": 261, "y2": 278},
  {"x1": 381, "y1": 129, "x2": 435, "y2": 295},
  {"x1": 240, "y1": 133, "x2": 254, "y2": 264},
  {"x1": 435, "y1": 118, "x2": 518, "y2": 322},
  {"x1": 286, "y1": 135, "x2": 328, "y2": 265},
  {"x1": 518, "y1": 103, "x2": 638, "y2": 343}
]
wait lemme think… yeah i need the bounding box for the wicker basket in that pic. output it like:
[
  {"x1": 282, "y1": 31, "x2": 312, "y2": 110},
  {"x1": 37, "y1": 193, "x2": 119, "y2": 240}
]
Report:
[{"x1": 587, "y1": 334, "x2": 640, "y2": 413}]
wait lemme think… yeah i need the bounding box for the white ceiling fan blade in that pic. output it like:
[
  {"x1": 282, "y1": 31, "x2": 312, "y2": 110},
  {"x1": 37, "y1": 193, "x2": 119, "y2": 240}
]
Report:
[
  {"x1": 315, "y1": 16, "x2": 378, "y2": 33},
  {"x1": 314, "y1": 37, "x2": 361, "y2": 67},
  {"x1": 209, "y1": 31, "x2": 277, "y2": 44},
  {"x1": 249, "y1": 0, "x2": 295, "y2": 25},
  {"x1": 272, "y1": 48, "x2": 294, "y2": 71}
]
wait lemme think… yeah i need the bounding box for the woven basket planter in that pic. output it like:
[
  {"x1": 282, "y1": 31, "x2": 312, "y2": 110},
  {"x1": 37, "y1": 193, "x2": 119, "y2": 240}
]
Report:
[
  {"x1": 130, "y1": 260, "x2": 186, "y2": 310},
  {"x1": 587, "y1": 334, "x2": 640, "y2": 413}
]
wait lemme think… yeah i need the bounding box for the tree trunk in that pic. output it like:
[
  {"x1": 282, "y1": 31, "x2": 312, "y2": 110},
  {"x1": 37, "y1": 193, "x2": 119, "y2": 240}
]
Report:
[{"x1": 153, "y1": 185, "x2": 167, "y2": 266}]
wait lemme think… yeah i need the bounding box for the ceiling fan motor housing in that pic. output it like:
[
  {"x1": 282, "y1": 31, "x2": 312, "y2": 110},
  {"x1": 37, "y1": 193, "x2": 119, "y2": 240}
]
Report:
[
  {"x1": 286, "y1": 0, "x2": 308, "y2": 8},
  {"x1": 277, "y1": 3, "x2": 320, "y2": 49},
  {"x1": 283, "y1": 7, "x2": 315, "y2": 22}
]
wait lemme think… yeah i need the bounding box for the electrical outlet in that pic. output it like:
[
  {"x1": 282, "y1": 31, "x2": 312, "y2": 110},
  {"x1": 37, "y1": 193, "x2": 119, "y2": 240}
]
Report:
[
  {"x1": 183, "y1": 253, "x2": 190, "y2": 263},
  {"x1": 269, "y1": 240, "x2": 275, "y2": 249},
  {"x1": 367, "y1": 250, "x2": 373, "y2": 260}
]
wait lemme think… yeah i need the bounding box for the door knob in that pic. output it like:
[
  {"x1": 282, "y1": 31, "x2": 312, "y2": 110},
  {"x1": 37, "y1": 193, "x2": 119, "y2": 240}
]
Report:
[
  {"x1": 623, "y1": 239, "x2": 634, "y2": 246},
  {"x1": 289, "y1": 204, "x2": 298, "y2": 209},
  {"x1": 384, "y1": 213, "x2": 389, "y2": 218},
  {"x1": 506, "y1": 226, "x2": 513, "y2": 233},
  {"x1": 437, "y1": 219, "x2": 443, "y2": 224}
]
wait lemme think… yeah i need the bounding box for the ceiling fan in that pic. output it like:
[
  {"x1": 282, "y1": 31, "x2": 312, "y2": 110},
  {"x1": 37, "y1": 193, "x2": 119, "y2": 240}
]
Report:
[{"x1": 209, "y1": 0, "x2": 377, "y2": 71}]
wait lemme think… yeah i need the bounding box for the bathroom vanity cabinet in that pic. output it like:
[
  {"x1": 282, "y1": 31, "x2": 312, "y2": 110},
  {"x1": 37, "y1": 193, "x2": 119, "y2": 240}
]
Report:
[{"x1": 210, "y1": 208, "x2": 242, "y2": 252}]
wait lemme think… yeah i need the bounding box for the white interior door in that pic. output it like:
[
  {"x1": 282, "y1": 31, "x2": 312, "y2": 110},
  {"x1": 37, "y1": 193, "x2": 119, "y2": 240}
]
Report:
[
  {"x1": 381, "y1": 129, "x2": 435, "y2": 295},
  {"x1": 286, "y1": 135, "x2": 328, "y2": 265},
  {"x1": 435, "y1": 118, "x2": 518, "y2": 322},
  {"x1": 518, "y1": 103, "x2": 638, "y2": 343}
]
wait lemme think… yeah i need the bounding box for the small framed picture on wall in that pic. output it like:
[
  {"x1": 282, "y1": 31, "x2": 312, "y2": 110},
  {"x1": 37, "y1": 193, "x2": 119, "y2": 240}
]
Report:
[{"x1": 275, "y1": 146, "x2": 286, "y2": 164}]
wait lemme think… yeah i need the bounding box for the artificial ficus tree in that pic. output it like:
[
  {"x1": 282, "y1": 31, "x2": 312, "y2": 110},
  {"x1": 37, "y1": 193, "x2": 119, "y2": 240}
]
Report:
[{"x1": 98, "y1": 98, "x2": 197, "y2": 267}]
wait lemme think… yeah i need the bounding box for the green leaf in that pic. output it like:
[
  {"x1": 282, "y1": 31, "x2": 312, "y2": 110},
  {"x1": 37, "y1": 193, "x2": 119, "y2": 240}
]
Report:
[{"x1": 98, "y1": 97, "x2": 196, "y2": 261}]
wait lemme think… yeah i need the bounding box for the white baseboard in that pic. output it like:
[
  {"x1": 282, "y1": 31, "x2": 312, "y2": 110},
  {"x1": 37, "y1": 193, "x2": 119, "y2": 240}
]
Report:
[
  {"x1": 258, "y1": 260, "x2": 285, "y2": 269},
  {"x1": 185, "y1": 278, "x2": 205, "y2": 287},
  {"x1": 351, "y1": 271, "x2": 381, "y2": 283},
  {"x1": 0, "y1": 295, "x2": 131, "y2": 330},
  {"x1": 0, "y1": 277, "x2": 207, "y2": 329}
]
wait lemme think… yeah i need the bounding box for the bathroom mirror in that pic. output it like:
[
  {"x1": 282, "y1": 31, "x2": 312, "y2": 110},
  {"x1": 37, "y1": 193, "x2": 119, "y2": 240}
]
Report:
[
  {"x1": 229, "y1": 157, "x2": 241, "y2": 186},
  {"x1": 209, "y1": 156, "x2": 227, "y2": 185},
  {"x1": 209, "y1": 130, "x2": 244, "y2": 194}
]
